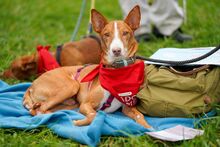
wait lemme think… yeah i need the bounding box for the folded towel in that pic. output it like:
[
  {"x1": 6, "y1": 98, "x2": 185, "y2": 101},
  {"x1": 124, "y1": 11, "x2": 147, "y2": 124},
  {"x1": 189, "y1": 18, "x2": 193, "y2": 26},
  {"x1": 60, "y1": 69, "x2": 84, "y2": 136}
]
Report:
[{"x1": 0, "y1": 80, "x2": 214, "y2": 146}]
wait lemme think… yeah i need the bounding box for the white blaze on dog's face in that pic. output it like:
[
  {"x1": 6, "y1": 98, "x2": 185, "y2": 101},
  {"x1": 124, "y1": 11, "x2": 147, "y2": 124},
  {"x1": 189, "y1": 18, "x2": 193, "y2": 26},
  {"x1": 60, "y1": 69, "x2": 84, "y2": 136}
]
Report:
[{"x1": 91, "y1": 5, "x2": 141, "y2": 65}]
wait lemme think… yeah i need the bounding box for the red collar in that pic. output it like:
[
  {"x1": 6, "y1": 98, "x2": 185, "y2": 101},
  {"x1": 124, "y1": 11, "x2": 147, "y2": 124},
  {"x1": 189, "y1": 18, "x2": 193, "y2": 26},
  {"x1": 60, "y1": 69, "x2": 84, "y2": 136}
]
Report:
[
  {"x1": 37, "y1": 45, "x2": 60, "y2": 75},
  {"x1": 81, "y1": 61, "x2": 145, "y2": 106}
]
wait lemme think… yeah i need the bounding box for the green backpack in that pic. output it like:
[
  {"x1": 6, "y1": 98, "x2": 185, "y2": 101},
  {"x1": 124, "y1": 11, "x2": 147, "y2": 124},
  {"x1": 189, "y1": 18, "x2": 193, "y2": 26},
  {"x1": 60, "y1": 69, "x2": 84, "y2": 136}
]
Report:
[{"x1": 137, "y1": 65, "x2": 220, "y2": 117}]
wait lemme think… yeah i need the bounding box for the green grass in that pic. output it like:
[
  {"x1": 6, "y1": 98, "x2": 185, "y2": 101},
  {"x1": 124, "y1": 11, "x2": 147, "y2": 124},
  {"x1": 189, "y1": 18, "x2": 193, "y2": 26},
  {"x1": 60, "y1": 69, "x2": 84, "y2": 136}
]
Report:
[{"x1": 0, "y1": 0, "x2": 220, "y2": 146}]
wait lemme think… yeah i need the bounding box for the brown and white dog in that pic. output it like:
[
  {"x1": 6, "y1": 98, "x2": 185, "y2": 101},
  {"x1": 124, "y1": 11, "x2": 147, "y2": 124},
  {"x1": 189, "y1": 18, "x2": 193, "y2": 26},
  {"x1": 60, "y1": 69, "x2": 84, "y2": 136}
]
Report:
[
  {"x1": 23, "y1": 5, "x2": 151, "y2": 128},
  {"x1": 1, "y1": 36, "x2": 101, "y2": 80}
]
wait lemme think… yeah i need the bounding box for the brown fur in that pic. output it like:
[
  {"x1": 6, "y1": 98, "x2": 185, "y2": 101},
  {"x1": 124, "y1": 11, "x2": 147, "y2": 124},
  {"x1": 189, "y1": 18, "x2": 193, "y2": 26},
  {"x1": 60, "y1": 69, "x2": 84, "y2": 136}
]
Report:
[
  {"x1": 1, "y1": 37, "x2": 101, "y2": 80},
  {"x1": 22, "y1": 6, "x2": 151, "y2": 128}
]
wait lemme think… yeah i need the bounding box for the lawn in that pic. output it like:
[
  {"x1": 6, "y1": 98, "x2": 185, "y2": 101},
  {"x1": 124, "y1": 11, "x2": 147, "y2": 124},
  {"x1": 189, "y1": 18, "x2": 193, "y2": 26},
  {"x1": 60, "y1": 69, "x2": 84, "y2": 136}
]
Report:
[{"x1": 0, "y1": 0, "x2": 220, "y2": 146}]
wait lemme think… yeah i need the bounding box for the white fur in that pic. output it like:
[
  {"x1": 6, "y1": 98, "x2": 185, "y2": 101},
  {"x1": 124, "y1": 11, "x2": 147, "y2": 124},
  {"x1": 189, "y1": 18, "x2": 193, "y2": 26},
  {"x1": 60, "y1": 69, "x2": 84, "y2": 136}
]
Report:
[
  {"x1": 98, "y1": 89, "x2": 122, "y2": 113},
  {"x1": 24, "y1": 104, "x2": 30, "y2": 109},
  {"x1": 107, "y1": 22, "x2": 127, "y2": 63}
]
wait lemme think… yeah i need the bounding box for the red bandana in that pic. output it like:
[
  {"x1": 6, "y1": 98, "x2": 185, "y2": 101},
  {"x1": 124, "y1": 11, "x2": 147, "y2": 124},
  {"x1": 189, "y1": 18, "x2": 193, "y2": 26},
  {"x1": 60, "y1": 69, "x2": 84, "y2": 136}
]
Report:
[
  {"x1": 37, "y1": 45, "x2": 60, "y2": 74},
  {"x1": 81, "y1": 61, "x2": 145, "y2": 106}
]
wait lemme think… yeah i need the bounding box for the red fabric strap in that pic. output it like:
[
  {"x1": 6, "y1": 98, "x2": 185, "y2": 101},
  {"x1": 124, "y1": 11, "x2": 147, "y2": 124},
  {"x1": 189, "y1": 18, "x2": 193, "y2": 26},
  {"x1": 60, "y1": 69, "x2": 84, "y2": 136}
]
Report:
[
  {"x1": 81, "y1": 61, "x2": 145, "y2": 107},
  {"x1": 37, "y1": 45, "x2": 60, "y2": 74}
]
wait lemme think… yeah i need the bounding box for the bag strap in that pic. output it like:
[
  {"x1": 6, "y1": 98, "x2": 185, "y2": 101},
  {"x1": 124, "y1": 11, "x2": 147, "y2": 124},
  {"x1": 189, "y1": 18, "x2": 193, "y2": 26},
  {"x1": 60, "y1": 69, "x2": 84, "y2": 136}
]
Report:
[{"x1": 168, "y1": 65, "x2": 210, "y2": 76}]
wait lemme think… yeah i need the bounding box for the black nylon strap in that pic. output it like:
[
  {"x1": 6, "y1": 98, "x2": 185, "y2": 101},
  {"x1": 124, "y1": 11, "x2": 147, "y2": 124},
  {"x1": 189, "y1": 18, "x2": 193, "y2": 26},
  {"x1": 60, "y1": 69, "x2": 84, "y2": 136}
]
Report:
[
  {"x1": 56, "y1": 44, "x2": 63, "y2": 65},
  {"x1": 136, "y1": 44, "x2": 220, "y2": 66}
]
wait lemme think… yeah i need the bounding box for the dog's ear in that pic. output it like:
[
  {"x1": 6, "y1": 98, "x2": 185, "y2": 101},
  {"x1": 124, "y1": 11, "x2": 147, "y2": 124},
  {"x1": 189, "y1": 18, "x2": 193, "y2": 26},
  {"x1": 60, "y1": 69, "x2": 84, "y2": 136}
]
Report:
[
  {"x1": 91, "y1": 9, "x2": 108, "y2": 33},
  {"x1": 21, "y1": 62, "x2": 37, "y2": 71},
  {"x1": 124, "y1": 5, "x2": 141, "y2": 31},
  {"x1": 21, "y1": 55, "x2": 37, "y2": 71}
]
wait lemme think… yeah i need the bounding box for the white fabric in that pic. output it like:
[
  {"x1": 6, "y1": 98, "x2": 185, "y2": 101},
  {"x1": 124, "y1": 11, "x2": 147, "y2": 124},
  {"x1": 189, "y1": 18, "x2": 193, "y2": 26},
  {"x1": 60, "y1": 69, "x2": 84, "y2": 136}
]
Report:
[{"x1": 119, "y1": 0, "x2": 184, "y2": 36}]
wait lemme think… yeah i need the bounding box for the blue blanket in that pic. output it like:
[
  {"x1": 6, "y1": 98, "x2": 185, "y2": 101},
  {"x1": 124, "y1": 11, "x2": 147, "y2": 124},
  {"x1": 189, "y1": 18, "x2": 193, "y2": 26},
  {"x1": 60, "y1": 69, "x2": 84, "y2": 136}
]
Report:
[{"x1": 0, "y1": 80, "x2": 214, "y2": 146}]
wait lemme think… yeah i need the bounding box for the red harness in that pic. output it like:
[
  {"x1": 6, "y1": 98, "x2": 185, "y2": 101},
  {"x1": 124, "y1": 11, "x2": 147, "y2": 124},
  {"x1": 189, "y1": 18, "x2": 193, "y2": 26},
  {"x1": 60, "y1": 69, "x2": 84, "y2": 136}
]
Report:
[
  {"x1": 37, "y1": 45, "x2": 60, "y2": 75},
  {"x1": 81, "y1": 61, "x2": 145, "y2": 107}
]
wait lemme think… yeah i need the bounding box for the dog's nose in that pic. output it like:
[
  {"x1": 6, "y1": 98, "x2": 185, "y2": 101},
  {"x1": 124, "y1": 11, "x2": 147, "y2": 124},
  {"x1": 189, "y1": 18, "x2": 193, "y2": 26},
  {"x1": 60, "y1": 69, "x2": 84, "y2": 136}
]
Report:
[{"x1": 112, "y1": 48, "x2": 121, "y2": 56}]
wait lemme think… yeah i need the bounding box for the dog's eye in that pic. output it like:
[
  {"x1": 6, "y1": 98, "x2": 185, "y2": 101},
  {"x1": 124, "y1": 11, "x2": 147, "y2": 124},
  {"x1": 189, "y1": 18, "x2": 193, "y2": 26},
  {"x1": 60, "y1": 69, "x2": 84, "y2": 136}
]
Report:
[
  {"x1": 123, "y1": 31, "x2": 129, "y2": 36},
  {"x1": 104, "y1": 33, "x2": 110, "y2": 37}
]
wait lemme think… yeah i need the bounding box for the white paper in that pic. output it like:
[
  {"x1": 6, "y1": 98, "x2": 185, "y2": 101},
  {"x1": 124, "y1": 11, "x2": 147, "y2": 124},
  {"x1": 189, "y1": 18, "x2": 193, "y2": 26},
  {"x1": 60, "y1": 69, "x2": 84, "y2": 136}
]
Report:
[
  {"x1": 145, "y1": 125, "x2": 204, "y2": 142},
  {"x1": 144, "y1": 47, "x2": 220, "y2": 66}
]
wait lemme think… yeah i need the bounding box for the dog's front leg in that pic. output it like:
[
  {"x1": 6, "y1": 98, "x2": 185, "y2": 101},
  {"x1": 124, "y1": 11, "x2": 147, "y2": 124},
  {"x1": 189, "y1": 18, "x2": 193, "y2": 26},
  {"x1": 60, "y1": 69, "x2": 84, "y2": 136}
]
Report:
[
  {"x1": 122, "y1": 106, "x2": 151, "y2": 128},
  {"x1": 73, "y1": 102, "x2": 97, "y2": 126}
]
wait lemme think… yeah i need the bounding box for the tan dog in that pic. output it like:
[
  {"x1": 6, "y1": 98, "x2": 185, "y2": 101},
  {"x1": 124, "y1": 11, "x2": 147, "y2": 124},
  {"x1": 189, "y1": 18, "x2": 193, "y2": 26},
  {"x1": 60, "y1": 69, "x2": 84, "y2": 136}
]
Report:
[
  {"x1": 1, "y1": 36, "x2": 101, "y2": 80},
  {"x1": 23, "y1": 6, "x2": 151, "y2": 128}
]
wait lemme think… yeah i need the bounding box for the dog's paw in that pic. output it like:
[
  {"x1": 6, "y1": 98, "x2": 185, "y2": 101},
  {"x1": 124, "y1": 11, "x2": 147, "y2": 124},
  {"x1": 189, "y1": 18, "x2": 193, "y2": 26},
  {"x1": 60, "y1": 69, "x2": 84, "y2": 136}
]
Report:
[
  {"x1": 73, "y1": 120, "x2": 88, "y2": 126},
  {"x1": 73, "y1": 119, "x2": 91, "y2": 126},
  {"x1": 38, "y1": 102, "x2": 50, "y2": 113},
  {"x1": 29, "y1": 107, "x2": 44, "y2": 116},
  {"x1": 23, "y1": 99, "x2": 34, "y2": 110},
  {"x1": 73, "y1": 112, "x2": 96, "y2": 126},
  {"x1": 29, "y1": 109, "x2": 37, "y2": 115},
  {"x1": 33, "y1": 102, "x2": 41, "y2": 109},
  {"x1": 23, "y1": 103, "x2": 31, "y2": 109},
  {"x1": 23, "y1": 101, "x2": 41, "y2": 113},
  {"x1": 73, "y1": 120, "x2": 80, "y2": 126},
  {"x1": 136, "y1": 118, "x2": 152, "y2": 128}
]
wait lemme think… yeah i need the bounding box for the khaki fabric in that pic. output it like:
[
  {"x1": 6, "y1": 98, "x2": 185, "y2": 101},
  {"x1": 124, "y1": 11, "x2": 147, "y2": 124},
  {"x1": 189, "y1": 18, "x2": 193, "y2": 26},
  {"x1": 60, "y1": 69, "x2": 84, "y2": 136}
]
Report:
[{"x1": 137, "y1": 65, "x2": 220, "y2": 117}]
